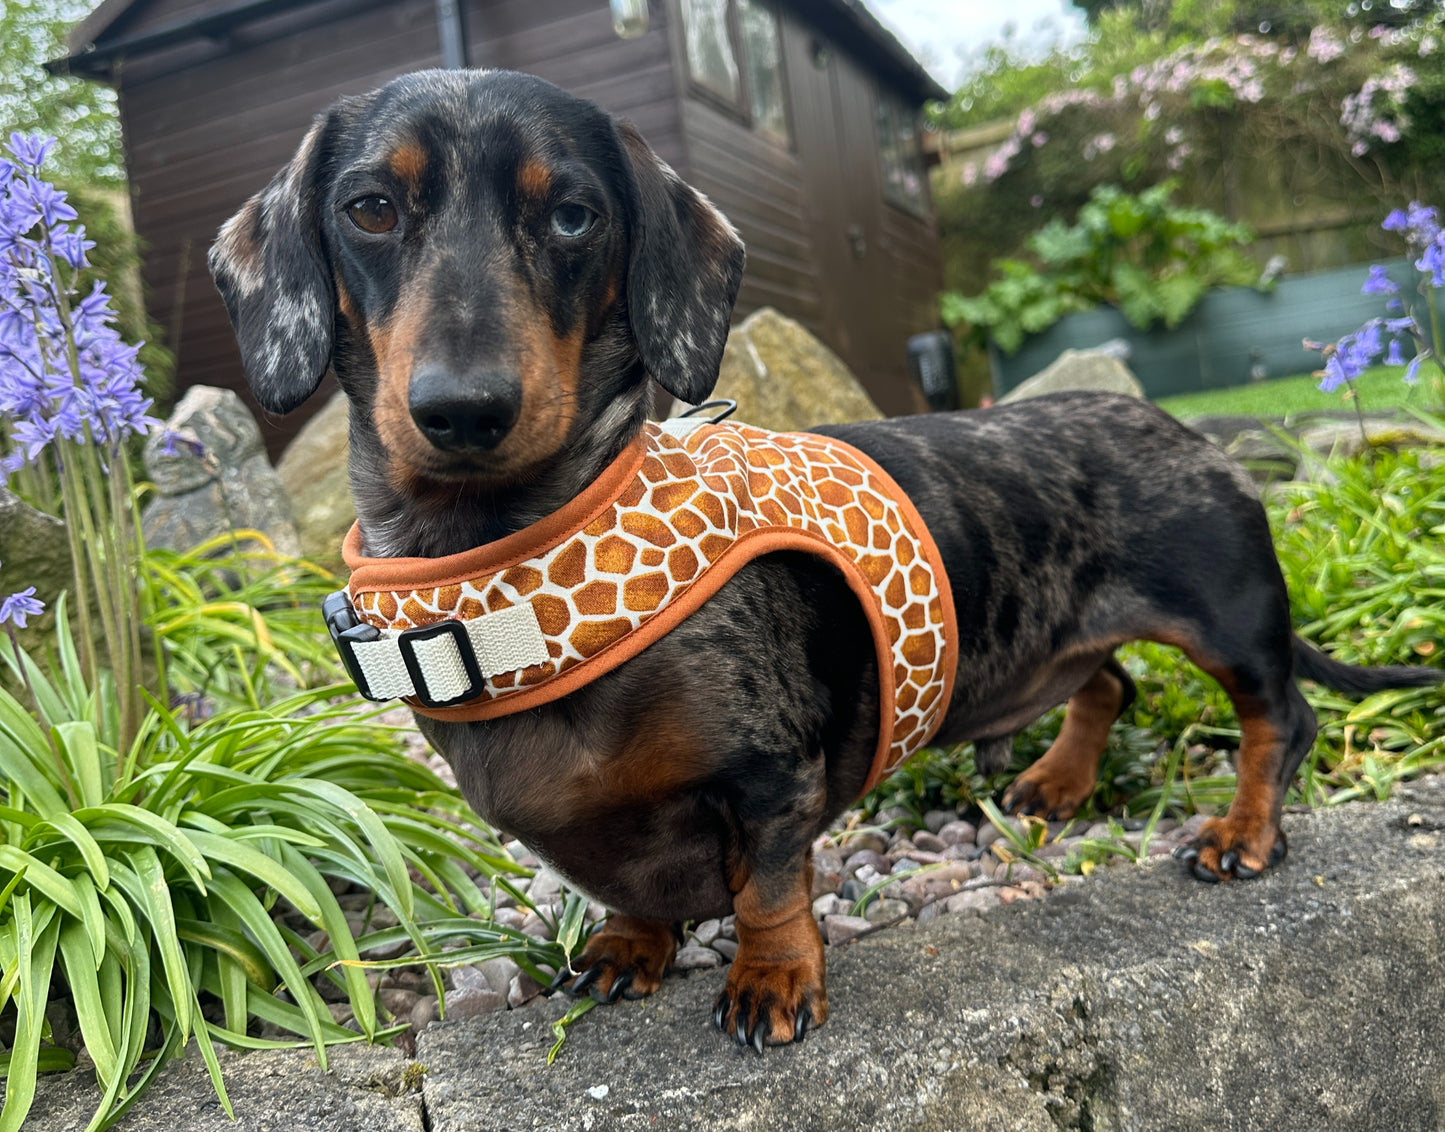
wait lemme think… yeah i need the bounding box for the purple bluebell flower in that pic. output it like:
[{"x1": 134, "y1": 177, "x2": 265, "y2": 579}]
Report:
[
  {"x1": 5, "y1": 134, "x2": 55, "y2": 169},
  {"x1": 0, "y1": 586, "x2": 43, "y2": 629},
  {"x1": 1404, "y1": 355, "x2": 1424, "y2": 385},
  {"x1": 1362, "y1": 265, "x2": 1399, "y2": 295},
  {"x1": 1386, "y1": 337, "x2": 1406, "y2": 366},
  {"x1": 1318, "y1": 319, "x2": 1385, "y2": 393},
  {"x1": 1417, "y1": 235, "x2": 1445, "y2": 286},
  {"x1": 0, "y1": 136, "x2": 157, "y2": 474}
]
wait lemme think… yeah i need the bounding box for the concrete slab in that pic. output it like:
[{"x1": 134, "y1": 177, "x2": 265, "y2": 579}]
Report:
[{"x1": 420, "y1": 780, "x2": 1445, "y2": 1131}]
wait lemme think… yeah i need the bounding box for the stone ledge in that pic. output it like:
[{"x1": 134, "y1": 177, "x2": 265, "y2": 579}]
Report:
[
  {"x1": 420, "y1": 780, "x2": 1445, "y2": 1131},
  {"x1": 27, "y1": 781, "x2": 1445, "y2": 1131},
  {"x1": 26, "y1": 1040, "x2": 424, "y2": 1131}
]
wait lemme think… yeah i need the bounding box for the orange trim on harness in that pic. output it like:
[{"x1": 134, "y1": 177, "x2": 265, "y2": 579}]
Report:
[{"x1": 343, "y1": 421, "x2": 958, "y2": 796}]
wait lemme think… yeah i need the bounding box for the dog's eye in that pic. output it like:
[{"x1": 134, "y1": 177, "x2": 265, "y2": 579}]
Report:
[
  {"x1": 347, "y1": 196, "x2": 399, "y2": 234},
  {"x1": 550, "y1": 204, "x2": 596, "y2": 239}
]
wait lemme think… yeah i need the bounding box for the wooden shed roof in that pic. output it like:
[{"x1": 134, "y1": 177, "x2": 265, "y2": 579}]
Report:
[{"x1": 58, "y1": 0, "x2": 948, "y2": 102}]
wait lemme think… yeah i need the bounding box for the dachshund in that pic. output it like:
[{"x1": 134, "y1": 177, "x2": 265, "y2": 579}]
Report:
[{"x1": 210, "y1": 68, "x2": 1443, "y2": 1050}]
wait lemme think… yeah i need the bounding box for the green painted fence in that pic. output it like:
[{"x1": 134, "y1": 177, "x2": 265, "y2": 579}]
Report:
[{"x1": 989, "y1": 257, "x2": 1426, "y2": 399}]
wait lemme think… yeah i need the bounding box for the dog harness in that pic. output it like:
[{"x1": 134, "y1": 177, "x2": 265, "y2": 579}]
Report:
[{"x1": 328, "y1": 418, "x2": 958, "y2": 794}]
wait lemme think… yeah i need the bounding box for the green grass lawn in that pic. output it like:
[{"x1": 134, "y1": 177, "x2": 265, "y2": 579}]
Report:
[{"x1": 1156, "y1": 364, "x2": 1442, "y2": 419}]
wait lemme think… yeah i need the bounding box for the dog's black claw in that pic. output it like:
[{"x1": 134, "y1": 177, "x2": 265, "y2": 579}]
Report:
[
  {"x1": 1220, "y1": 849, "x2": 1238, "y2": 874},
  {"x1": 546, "y1": 967, "x2": 571, "y2": 993},
  {"x1": 1268, "y1": 836, "x2": 1288, "y2": 867},
  {"x1": 1191, "y1": 860, "x2": 1221, "y2": 883},
  {"x1": 1174, "y1": 844, "x2": 1199, "y2": 863},
  {"x1": 570, "y1": 966, "x2": 603, "y2": 996},
  {"x1": 794, "y1": 1005, "x2": 812, "y2": 1042},
  {"x1": 1233, "y1": 861, "x2": 1260, "y2": 880},
  {"x1": 605, "y1": 971, "x2": 634, "y2": 1003},
  {"x1": 748, "y1": 1014, "x2": 767, "y2": 1054}
]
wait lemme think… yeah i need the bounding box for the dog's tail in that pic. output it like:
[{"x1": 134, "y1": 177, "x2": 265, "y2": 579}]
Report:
[{"x1": 1292, "y1": 635, "x2": 1445, "y2": 696}]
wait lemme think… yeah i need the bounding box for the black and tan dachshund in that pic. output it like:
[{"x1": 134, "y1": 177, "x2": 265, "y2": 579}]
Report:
[{"x1": 210, "y1": 69, "x2": 1442, "y2": 1049}]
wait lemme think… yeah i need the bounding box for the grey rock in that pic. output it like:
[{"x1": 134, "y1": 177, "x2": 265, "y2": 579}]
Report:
[
  {"x1": 443, "y1": 987, "x2": 505, "y2": 1019},
  {"x1": 812, "y1": 893, "x2": 845, "y2": 919},
  {"x1": 690, "y1": 918, "x2": 722, "y2": 947},
  {"x1": 710, "y1": 938, "x2": 738, "y2": 961},
  {"x1": 409, "y1": 995, "x2": 438, "y2": 1032},
  {"x1": 275, "y1": 390, "x2": 354, "y2": 562},
  {"x1": 507, "y1": 973, "x2": 542, "y2": 1008},
  {"x1": 938, "y1": 820, "x2": 977, "y2": 847},
  {"x1": 837, "y1": 830, "x2": 889, "y2": 856},
  {"x1": 447, "y1": 964, "x2": 488, "y2": 992},
  {"x1": 142, "y1": 386, "x2": 301, "y2": 556},
  {"x1": 528, "y1": 867, "x2": 564, "y2": 904},
  {"x1": 476, "y1": 957, "x2": 521, "y2": 997},
  {"x1": 424, "y1": 786, "x2": 1445, "y2": 1128},
  {"x1": 0, "y1": 487, "x2": 71, "y2": 652},
  {"x1": 379, "y1": 988, "x2": 419, "y2": 1018},
  {"x1": 29, "y1": 1043, "x2": 424, "y2": 1131},
  {"x1": 999, "y1": 348, "x2": 1145, "y2": 404},
  {"x1": 707, "y1": 307, "x2": 887, "y2": 431},
  {"x1": 922, "y1": 809, "x2": 954, "y2": 834},
  {"x1": 1299, "y1": 418, "x2": 1445, "y2": 463},
  {"x1": 944, "y1": 887, "x2": 1002, "y2": 914},
  {"x1": 862, "y1": 898, "x2": 910, "y2": 926},
  {"x1": 912, "y1": 830, "x2": 947, "y2": 854},
  {"x1": 843, "y1": 849, "x2": 889, "y2": 877},
  {"x1": 823, "y1": 914, "x2": 875, "y2": 945},
  {"x1": 673, "y1": 946, "x2": 723, "y2": 971}
]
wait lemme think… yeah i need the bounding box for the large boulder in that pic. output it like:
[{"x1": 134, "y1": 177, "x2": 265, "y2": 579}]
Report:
[
  {"x1": 276, "y1": 390, "x2": 354, "y2": 562},
  {"x1": 710, "y1": 307, "x2": 883, "y2": 430},
  {"x1": 142, "y1": 386, "x2": 301, "y2": 557},
  {"x1": 999, "y1": 348, "x2": 1144, "y2": 404},
  {"x1": 0, "y1": 487, "x2": 72, "y2": 653}
]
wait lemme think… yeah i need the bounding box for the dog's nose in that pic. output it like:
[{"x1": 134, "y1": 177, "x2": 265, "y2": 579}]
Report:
[{"x1": 408, "y1": 367, "x2": 521, "y2": 453}]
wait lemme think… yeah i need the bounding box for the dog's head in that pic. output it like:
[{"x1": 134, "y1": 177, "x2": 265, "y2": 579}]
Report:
[{"x1": 210, "y1": 69, "x2": 745, "y2": 492}]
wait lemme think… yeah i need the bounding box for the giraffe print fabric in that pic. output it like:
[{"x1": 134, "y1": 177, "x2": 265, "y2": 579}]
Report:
[{"x1": 344, "y1": 419, "x2": 958, "y2": 793}]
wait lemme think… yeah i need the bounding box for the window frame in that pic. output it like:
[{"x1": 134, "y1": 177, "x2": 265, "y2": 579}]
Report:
[
  {"x1": 875, "y1": 88, "x2": 929, "y2": 219},
  {"x1": 676, "y1": 0, "x2": 793, "y2": 150}
]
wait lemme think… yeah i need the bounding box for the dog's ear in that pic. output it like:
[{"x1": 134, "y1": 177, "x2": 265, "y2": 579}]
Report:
[
  {"x1": 209, "y1": 116, "x2": 335, "y2": 414},
  {"x1": 616, "y1": 122, "x2": 745, "y2": 404}
]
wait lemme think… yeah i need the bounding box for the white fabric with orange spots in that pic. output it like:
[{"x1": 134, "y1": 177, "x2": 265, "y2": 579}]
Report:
[{"x1": 343, "y1": 418, "x2": 958, "y2": 795}]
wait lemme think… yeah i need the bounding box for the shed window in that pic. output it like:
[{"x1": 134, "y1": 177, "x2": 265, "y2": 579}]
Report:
[
  {"x1": 679, "y1": 0, "x2": 791, "y2": 147},
  {"x1": 738, "y1": 0, "x2": 787, "y2": 144},
  {"x1": 681, "y1": 0, "x2": 740, "y2": 102},
  {"x1": 876, "y1": 91, "x2": 927, "y2": 215}
]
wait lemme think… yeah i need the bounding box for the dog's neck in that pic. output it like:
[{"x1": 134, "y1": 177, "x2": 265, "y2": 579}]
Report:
[{"x1": 348, "y1": 388, "x2": 652, "y2": 560}]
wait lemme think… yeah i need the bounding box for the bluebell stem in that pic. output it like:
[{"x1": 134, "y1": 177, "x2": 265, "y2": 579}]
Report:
[{"x1": 0, "y1": 132, "x2": 157, "y2": 753}]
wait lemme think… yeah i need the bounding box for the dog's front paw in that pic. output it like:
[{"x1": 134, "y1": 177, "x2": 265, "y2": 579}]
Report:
[
  {"x1": 1174, "y1": 815, "x2": 1287, "y2": 882},
  {"x1": 562, "y1": 914, "x2": 677, "y2": 1003},
  {"x1": 1001, "y1": 760, "x2": 1095, "y2": 821},
  {"x1": 712, "y1": 919, "x2": 827, "y2": 1052}
]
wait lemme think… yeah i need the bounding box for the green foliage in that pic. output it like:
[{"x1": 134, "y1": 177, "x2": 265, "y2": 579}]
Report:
[
  {"x1": 865, "y1": 433, "x2": 1445, "y2": 833},
  {"x1": 63, "y1": 183, "x2": 175, "y2": 400},
  {"x1": 145, "y1": 533, "x2": 345, "y2": 708},
  {"x1": 0, "y1": 0, "x2": 122, "y2": 186},
  {"x1": 941, "y1": 182, "x2": 1261, "y2": 353},
  {"x1": 0, "y1": 578, "x2": 569, "y2": 1130}
]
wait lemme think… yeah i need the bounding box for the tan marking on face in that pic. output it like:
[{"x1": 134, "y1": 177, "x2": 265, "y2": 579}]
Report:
[
  {"x1": 335, "y1": 277, "x2": 359, "y2": 325},
  {"x1": 387, "y1": 142, "x2": 428, "y2": 188},
  {"x1": 370, "y1": 270, "x2": 436, "y2": 477},
  {"x1": 518, "y1": 158, "x2": 552, "y2": 199}
]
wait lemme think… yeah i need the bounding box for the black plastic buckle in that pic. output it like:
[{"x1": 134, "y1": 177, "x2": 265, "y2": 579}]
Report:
[
  {"x1": 396, "y1": 620, "x2": 484, "y2": 709},
  {"x1": 323, "y1": 589, "x2": 382, "y2": 700}
]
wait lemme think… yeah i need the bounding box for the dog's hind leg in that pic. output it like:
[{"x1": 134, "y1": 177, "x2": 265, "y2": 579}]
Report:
[
  {"x1": 1175, "y1": 676, "x2": 1315, "y2": 882},
  {"x1": 1001, "y1": 655, "x2": 1136, "y2": 821}
]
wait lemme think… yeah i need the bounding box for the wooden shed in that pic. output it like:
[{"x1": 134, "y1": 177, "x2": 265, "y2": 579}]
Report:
[{"x1": 58, "y1": 0, "x2": 948, "y2": 454}]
